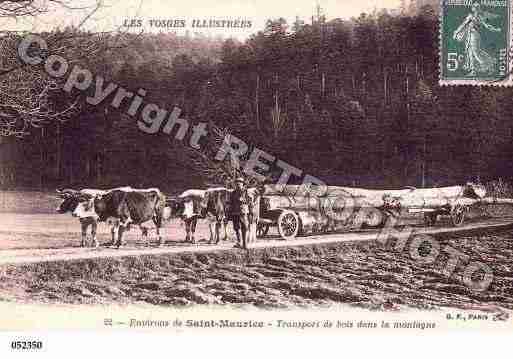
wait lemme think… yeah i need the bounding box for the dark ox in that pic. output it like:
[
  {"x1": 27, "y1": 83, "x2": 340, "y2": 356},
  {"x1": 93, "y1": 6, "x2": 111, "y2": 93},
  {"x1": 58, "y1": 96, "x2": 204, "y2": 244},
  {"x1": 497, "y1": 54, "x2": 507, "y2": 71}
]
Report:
[
  {"x1": 245, "y1": 187, "x2": 263, "y2": 245},
  {"x1": 168, "y1": 188, "x2": 230, "y2": 244},
  {"x1": 202, "y1": 188, "x2": 231, "y2": 244},
  {"x1": 92, "y1": 189, "x2": 166, "y2": 247},
  {"x1": 172, "y1": 186, "x2": 263, "y2": 246},
  {"x1": 203, "y1": 186, "x2": 263, "y2": 246}
]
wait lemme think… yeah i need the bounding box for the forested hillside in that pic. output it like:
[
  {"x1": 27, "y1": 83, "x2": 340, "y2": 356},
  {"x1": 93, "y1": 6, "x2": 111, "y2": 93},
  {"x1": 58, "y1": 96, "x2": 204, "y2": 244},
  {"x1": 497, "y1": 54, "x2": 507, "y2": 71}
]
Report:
[{"x1": 1, "y1": 5, "x2": 512, "y2": 192}]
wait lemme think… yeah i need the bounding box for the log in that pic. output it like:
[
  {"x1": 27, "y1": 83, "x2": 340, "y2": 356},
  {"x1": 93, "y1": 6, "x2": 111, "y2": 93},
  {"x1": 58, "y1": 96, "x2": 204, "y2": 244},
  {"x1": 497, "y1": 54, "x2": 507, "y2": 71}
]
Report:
[
  {"x1": 263, "y1": 183, "x2": 485, "y2": 199},
  {"x1": 263, "y1": 184, "x2": 513, "y2": 212},
  {"x1": 477, "y1": 197, "x2": 513, "y2": 205},
  {"x1": 265, "y1": 194, "x2": 385, "y2": 212}
]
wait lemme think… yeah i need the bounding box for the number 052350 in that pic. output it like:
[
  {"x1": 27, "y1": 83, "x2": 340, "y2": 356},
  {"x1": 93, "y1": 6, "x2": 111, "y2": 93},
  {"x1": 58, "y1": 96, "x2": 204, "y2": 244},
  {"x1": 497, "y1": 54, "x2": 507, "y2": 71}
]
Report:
[{"x1": 10, "y1": 340, "x2": 43, "y2": 350}]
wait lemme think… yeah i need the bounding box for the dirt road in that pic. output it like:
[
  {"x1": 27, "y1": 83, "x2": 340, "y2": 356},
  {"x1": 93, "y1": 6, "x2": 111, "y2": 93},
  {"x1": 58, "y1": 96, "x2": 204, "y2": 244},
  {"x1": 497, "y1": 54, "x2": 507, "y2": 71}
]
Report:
[{"x1": 1, "y1": 215, "x2": 512, "y2": 264}]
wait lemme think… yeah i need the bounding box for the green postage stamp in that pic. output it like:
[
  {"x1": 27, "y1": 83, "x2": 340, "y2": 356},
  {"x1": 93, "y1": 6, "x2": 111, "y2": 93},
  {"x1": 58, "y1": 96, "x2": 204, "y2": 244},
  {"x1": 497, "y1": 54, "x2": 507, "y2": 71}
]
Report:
[{"x1": 440, "y1": 0, "x2": 513, "y2": 85}]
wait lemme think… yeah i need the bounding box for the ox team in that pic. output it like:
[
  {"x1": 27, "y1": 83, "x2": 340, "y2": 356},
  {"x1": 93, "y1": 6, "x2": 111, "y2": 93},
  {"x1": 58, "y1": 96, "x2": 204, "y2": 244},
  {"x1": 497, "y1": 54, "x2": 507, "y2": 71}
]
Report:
[{"x1": 56, "y1": 178, "x2": 262, "y2": 249}]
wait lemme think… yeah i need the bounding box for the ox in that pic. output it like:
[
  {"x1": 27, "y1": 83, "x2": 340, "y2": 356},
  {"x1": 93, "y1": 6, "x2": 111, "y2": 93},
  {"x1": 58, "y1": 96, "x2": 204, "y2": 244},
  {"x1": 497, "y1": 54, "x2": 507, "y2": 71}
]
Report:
[
  {"x1": 168, "y1": 188, "x2": 231, "y2": 244},
  {"x1": 245, "y1": 186, "x2": 263, "y2": 246},
  {"x1": 167, "y1": 189, "x2": 206, "y2": 244},
  {"x1": 171, "y1": 185, "x2": 263, "y2": 247},
  {"x1": 88, "y1": 188, "x2": 167, "y2": 248},
  {"x1": 56, "y1": 188, "x2": 108, "y2": 247},
  {"x1": 57, "y1": 187, "x2": 164, "y2": 248},
  {"x1": 202, "y1": 188, "x2": 233, "y2": 244}
]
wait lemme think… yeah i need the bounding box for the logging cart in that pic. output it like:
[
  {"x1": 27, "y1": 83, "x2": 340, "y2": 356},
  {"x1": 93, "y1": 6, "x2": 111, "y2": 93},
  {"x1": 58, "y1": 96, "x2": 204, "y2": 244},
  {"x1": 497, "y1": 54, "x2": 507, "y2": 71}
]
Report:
[
  {"x1": 256, "y1": 192, "x2": 387, "y2": 240},
  {"x1": 256, "y1": 202, "x2": 304, "y2": 240},
  {"x1": 256, "y1": 183, "x2": 513, "y2": 240},
  {"x1": 256, "y1": 197, "x2": 303, "y2": 240}
]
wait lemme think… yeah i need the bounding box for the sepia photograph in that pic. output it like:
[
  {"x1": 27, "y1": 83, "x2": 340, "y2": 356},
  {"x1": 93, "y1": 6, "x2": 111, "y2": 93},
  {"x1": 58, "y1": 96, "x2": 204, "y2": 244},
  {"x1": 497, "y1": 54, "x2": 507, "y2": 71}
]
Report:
[{"x1": 0, "y1": 0, "x2": 512, "y2": 351}]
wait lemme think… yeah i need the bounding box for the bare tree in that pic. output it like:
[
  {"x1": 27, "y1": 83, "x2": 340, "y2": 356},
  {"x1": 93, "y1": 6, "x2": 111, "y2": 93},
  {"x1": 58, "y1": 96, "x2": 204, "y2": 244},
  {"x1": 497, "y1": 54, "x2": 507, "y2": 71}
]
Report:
[
  {"x1": 179, "y1": 124, "x2": 267, "y2": 188},
  {"x1": 180, "y1": 125, "x2": 238, "y2": 186},
  {"x1": 0, "y1": 27, "x2": 123, "y2": 136},
  {"x1": 0, "y1": 0, "x2": 140, "y2": 137},
  {"x1": 0, "y1": 0, "x2": 103, "y2": 19}
]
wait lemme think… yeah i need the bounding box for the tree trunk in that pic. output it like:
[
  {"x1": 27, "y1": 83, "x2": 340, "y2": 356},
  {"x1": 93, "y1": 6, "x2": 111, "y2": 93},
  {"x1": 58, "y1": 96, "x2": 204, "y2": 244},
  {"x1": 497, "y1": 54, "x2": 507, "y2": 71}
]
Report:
[
  {"x1": 404, "y1": 72, "x2": 410, "y2": 182},
  {"x1": 56, "y1": 123, "x2": 61, "y2": 180},
  {"x1": 69, "y1": 147, "x2": 74, "y2": 185},
  {"x1": 321, "y1": 72, "x2": 326, "y2": 98},
  {"x1": 86, "y1": 153, "x2": 92, "y2": 180},
  {"x1": 383, "y1": 71, "x2": 388, "y2": 104},
  {"x1": 96, "y1": 152, "x2": 102, "y2": 185},
  {"x1": 255, "y1": 73, "x2": 260, "y2": 131},
  {"x1": 422, "y1": 136, "x2": 427, "y2": 188},
  {"x1": 39, "y1": 127, "x2": 45, "y2": 190},
  {"x1": 263, "y1": 184, "x2": 501, "y2": 209}
]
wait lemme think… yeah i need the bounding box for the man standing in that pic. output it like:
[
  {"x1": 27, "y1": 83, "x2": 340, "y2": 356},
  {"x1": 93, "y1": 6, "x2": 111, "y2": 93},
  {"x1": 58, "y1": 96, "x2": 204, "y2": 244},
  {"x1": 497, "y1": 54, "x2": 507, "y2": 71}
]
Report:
[{"x1": 230, "y1": 177, "x2": 250, "y2": 249}]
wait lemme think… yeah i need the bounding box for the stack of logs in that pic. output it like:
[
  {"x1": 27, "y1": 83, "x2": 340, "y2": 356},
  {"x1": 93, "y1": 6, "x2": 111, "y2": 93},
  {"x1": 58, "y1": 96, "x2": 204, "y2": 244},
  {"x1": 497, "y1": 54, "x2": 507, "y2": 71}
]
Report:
[{"x1": 261, "y1": 183, "x2": 513, "y2": 213}]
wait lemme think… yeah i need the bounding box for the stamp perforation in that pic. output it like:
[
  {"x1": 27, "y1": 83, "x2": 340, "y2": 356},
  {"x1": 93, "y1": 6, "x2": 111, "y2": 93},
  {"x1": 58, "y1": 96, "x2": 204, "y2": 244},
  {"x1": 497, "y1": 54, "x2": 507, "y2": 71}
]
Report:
[{"x1": 439, "y1": 0, "x2": 513, "y2": 86}]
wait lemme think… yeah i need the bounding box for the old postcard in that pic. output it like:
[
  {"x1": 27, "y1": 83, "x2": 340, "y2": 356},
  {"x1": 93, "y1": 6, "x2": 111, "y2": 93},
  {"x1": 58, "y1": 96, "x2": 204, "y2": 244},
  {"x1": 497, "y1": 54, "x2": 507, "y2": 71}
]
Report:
[{"x1": 1, "y1": 0, "x2": 513, "y2": 353}]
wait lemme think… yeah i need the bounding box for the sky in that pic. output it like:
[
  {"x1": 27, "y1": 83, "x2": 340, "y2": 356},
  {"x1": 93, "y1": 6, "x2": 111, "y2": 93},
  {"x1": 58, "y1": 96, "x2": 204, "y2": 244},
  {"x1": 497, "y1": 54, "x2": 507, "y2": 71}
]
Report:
[{"x1": 1, "y1": 0, "x2": 402, "y2": 40}]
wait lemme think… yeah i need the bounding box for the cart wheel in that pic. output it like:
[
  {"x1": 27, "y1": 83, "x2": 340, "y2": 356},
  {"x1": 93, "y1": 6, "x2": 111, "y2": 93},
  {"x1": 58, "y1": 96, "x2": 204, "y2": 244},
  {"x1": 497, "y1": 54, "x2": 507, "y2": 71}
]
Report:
[
  {"x1": 277, "y1": 210, "x2": 300, "y2": 240},
  {"x1": 257, "y1": 223, "x2": 270, "y2": 237},
  {"x1": 450, "y1": 205, "x2": 465, "y2": 227},
  {"x1": 424, "y1": 212, "x2": 438, "y2": 226}
]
